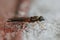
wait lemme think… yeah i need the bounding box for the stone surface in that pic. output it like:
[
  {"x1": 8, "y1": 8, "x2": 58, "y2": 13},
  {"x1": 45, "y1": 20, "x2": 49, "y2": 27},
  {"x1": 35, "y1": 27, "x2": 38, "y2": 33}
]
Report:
[
  {"x1": 0, "y1": 0, "x2": 60, "y2": 40},
  {"x1": 27, "y1": 0, "x2": 60, "y2": 40}
]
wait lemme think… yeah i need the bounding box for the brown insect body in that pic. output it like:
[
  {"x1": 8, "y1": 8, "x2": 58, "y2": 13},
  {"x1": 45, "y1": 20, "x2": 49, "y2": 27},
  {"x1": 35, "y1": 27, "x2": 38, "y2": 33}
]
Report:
[{"x1": 7, "y1": 16, "x2": 45, "y2": 22}]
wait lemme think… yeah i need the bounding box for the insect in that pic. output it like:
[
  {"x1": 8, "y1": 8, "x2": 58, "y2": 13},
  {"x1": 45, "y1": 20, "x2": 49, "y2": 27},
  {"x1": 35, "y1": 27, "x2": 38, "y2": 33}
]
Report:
[
  {"x1": 7, "y1": 16, "x2": 44, "y2": 22},
  {"x1": 5, "y1": 16, "x2": 45, "y2": 32}
]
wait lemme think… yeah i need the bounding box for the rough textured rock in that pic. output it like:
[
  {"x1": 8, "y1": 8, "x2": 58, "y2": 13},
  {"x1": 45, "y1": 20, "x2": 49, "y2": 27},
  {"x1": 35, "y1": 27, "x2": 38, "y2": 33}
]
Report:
[{"x1": 27, "y1": 0, "x2": 60, "y2": 40}]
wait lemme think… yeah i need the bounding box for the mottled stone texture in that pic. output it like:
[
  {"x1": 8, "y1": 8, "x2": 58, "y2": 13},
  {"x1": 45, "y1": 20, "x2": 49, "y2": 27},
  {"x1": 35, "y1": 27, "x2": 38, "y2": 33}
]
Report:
[{"x1": 1, "y1": 0, "x2": 60, "y2": 40}]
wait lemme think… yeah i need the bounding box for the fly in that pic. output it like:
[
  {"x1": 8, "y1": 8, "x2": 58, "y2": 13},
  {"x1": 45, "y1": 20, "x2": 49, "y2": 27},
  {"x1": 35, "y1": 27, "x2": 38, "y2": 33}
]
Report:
[{"x1": 7, "y1": 16, "x2": 45, "y2": 23}]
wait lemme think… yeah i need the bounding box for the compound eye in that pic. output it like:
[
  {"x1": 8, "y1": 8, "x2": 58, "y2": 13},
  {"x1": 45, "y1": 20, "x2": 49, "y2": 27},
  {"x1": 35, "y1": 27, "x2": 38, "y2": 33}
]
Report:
[{"x1": 39, "y1": 16, "x2": 45, "y2": 21}]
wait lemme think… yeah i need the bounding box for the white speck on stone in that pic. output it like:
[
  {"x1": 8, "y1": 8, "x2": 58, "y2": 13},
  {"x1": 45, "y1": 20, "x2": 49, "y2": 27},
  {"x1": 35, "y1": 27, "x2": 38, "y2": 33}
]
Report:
[{"x1": 18, "y1": 11, "x2": 26, "y2": 17}]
